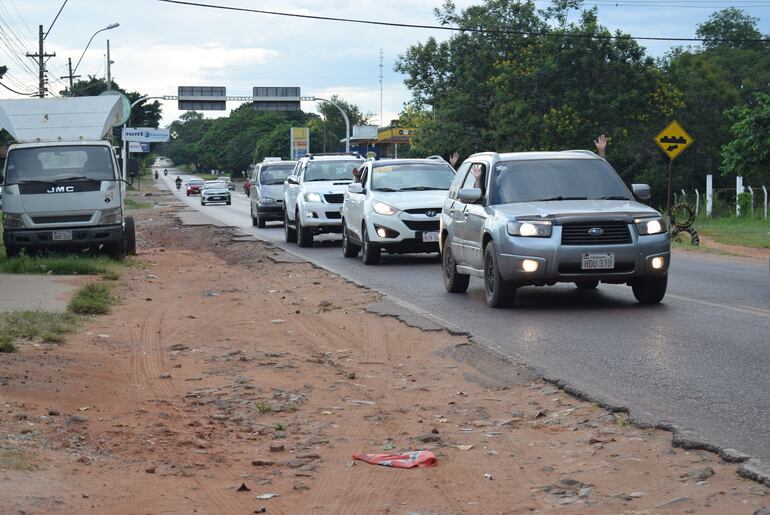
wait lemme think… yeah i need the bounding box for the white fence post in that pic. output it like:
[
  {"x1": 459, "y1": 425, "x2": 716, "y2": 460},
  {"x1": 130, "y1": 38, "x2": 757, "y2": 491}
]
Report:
[
  {"x1": 695, "y1": 189, "x2": 700, "y2": 217},
  {"x1": 748, "y1": 186, "x2": 754, "y2": 216},
  {"x1": 706, "y1": 174, "x2": 713, "y2": 219},
  {"x1": 763, "y1": 185, "x2": 768, "y2": 220},
  {"x1": 736, "y1": 176, "x2": 744, "y2": 216}
]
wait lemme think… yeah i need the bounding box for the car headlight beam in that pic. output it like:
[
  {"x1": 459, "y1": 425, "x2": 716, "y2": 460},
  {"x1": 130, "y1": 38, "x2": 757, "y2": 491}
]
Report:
[
  {"x1": 304, "y1": 192, "x2": 322, "y2": 203},
  {"x1": 373, "y1": 201, "x2": 399, "y2": 216},
  {"x1": 507, "y1": 220, "x2": 552, "y2": 237},
  {"x1": 635, "y1": 217, "x2": 666, "y2": 235}
]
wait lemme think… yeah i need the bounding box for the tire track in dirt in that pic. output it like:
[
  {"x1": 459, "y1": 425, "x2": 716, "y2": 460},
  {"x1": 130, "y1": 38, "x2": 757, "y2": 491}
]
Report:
[{"x1": 130, "y1": 305, "x2": 175, "y2": 399}]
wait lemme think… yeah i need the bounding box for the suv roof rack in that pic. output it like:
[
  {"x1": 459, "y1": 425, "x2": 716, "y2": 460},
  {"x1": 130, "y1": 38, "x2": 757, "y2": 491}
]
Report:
[
  {"x1": 306, "y1": 152, "x2": 361, "y2": 160},
  {"x1": 561, "y1": 149, "x2": 598, "y2": 156}
]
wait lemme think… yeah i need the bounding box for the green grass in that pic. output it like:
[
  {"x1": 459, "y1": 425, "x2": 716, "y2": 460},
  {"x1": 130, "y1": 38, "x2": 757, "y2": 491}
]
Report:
[
  {"x1": 124, "y1": 197, "x2": 152, "y2": 209},
  {"x1": 0, "y1": 310, "x2": 79, "y2": 345},
  {"x1": 255, "y1": 401, "x2": 272, "y2": 414},
  {"x1": 0, "y1": 253, "x2": 123, "y2": 279},
  {"x1": 67, "y1": 282, "x2": 116, "y2": 315},
  {"x1": 695, "y1": 217, "x2": 770, "y2": 249},
  {"x1": 0, "y1": 446, "x2": 37, "y2": 471}
]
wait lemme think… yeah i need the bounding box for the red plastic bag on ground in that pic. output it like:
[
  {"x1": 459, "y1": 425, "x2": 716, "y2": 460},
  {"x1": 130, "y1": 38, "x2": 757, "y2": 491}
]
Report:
[{"x1": 352, "y1": 450, "x2": 437, "y2": 468}]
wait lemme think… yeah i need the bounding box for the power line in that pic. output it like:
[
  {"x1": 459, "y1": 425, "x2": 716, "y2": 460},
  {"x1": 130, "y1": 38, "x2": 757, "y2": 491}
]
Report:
[
  {"x1": 0, "y1": 80, "x2": 35, "y2": 96},
  {"x1": 157, "y1": 0, "x2": 770, "y2": 43},
  {"x1": 44, "y1": 0, "x2": 68, "y2": 40}
]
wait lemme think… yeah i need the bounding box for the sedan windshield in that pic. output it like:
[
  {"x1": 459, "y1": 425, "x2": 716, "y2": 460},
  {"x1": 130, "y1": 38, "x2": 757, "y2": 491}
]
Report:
[
  {"x1": 4, "y1": 145, "x2": 115, "y2": 185},
  {"x1": 490, "y1": 159, "x2": 631, "y2": 205},
  {"x1": 203, "y1": 182, "x2": 227, "y2": 190},
  {"x1": 304, "y1": 160, "x2": 362, "y2": 182},
  {"x1": 188, "y1": 180, "x2": 204, "y2": 185},
  {"x1": 371, "y1": 163, "x2": 455, "y2": 192},
  {"x1": 260, "y1": 164, "x2": 295, "y2": 185}
]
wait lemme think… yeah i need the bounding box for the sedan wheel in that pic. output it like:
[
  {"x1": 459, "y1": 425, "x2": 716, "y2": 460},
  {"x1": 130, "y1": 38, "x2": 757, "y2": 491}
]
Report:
[{"x1": 483, "y1": 242, "x2": 516, "y2": 308}]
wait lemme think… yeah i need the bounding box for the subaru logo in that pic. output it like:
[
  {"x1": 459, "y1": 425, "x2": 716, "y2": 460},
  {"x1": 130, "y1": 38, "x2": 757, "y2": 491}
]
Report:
[
  {"x1": 425, "y1": 210, "x2": 438, "y2": 217},
  {"x1": 588, "y1": 227, "x2": 604, "y2": 236}
]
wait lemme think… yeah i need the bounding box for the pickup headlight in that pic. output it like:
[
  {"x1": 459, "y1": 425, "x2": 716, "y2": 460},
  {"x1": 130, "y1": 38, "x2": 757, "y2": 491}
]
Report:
[
  {"x1": 2, "y1": 213, "x2": 24, "y2": 229},
  {"x1": 304, "y1": 192, "x2": 322, "y2": 203},
  {"x1": 507, "y1": 220, "x2": 552, "y2": 237},
  {"x1": 635, "y1": 217, "x2": 666, "y2": 235},
  {"x1": 373, "y1": 201, "x2": 399, "y2": 216},
  {"x1": 259, "y1": 197, "x2": 276, "y2": 204},
  {"x1": 101, "y1": 207, "x2": 123, "y2": 224}
]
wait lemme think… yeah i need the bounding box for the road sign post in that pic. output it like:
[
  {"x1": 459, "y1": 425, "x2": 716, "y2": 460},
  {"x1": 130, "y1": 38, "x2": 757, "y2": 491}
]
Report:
[{"x1": 654, "y1": 120, "x2": 694, "y2": 219}]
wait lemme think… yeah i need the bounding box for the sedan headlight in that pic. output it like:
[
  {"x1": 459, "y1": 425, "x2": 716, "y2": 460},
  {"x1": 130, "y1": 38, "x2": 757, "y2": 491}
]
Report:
[
  {"x1": 101, "y1": 207, "x2": 123, "y2": 224},
  {"x1": 259, "y1": 197, "x2": 276, "y2": 204},
  {"x1": 304, "y1": 192, "x2": 322, "y2": 203},
  {"x1": 2, "y1": 213, "x2": 24, "y2": 229},
  {"x1": 373, "y1": 201, "x2": 399, "y2": 216},
  {"x1": 635, "y1": 217, "x2": 666, "y2": 235},
  {"x1": 506, "y1": 220, "x2": 552, "y2": 237}
]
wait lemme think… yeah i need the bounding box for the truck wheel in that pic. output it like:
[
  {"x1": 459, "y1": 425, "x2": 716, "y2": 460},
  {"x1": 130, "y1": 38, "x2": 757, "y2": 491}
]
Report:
[
  {"x1": 297, "y1": 213, "x2": 314, "y2": 248},
  {"x1": 575, "y1": 280, "x2": 599, "y2": 290},
  {"x1": 442, "y1": 240, "x2": 469, "y2": 293},
  {"x1": 360, "y1": 224, "x2": 380, "y2": 265},
  {"x1": 5, "y1": 245, "x2": 20, "y2": 258},
  {"x1": 341, "y1": 220, "x2": 360, "y2": 258},
  {"x1": 483, "y1": 242, "x2": 516, "y2": 308},
  {"x1": 125, "y1": 216, "x2": 137, "y2": 256},
  {"x1": 105, "y1": 241, "x2": 127, "y2": 261},
  {"x1": 632, "y1": 275, "x2": 667, "y2": 304},
  {"x1": 284, "y1": 210, "x2": 297, "y2": 243}
]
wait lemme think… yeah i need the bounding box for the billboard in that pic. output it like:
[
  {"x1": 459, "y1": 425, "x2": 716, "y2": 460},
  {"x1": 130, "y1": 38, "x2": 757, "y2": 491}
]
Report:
[
  {"x1": 178, "y1": 86, "x2": 226, "y2": 111},
  {"x1": 122, "y1": 127, "x2": 170, "y2": 143},
  {"x1": 290, "y1": 127, "x2": 310, "y2": 160},
  {"x1": 128, "y1": 141, "x2": 151, "y2": 153},
  {"x1": 253, "y1": 87, "x2": 301, "y2": 111}
]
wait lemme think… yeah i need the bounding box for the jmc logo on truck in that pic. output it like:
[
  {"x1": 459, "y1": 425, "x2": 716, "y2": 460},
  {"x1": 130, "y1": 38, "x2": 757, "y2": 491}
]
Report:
[{"x1": 47, "y1": 186, "x2": 76, "y2": 193}]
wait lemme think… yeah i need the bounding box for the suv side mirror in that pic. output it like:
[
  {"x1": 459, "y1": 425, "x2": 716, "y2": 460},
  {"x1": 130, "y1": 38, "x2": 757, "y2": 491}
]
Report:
[
  {"x1": 459, "y1": 187, "x2": 482, "y2": 204},
  {"x1": 347, "y1": 183, "x2": 364, "y2": 194},
  {"x1": 632, "y1": 183, "x2": 651, "y2": 202},
  {"x1": 127, "y1": 157, "x2": 141, "y2": 177},
  {"x1": 286, "y1": 176, "x2": 298, "y2": 185}
]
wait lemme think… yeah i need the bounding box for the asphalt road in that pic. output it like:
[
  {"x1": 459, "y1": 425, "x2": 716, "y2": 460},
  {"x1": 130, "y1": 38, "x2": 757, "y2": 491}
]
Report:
[{"x1": 160, "y1": 171, "x2": 770, "y2": 469}]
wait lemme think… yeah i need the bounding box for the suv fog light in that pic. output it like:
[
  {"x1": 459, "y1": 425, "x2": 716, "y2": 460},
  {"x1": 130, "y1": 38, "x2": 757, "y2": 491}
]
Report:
[
  {"x1": 376, "y1": 227, "x2": 387, "y2": 238},
  {"x1": 522, "y1": 259, "x2": 539, "y2": 272},
  {"x1": 306, "y1": 211, "x2": 315, "y2": 219},
  {"x1": 651, "y1": 256, "x2": 665, "y2": 270}
]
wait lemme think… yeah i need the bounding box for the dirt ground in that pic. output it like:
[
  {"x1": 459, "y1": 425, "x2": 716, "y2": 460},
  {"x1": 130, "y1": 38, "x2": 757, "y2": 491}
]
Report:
[{"x1": 1, "y1": 201, "x2": 768, "y2": 514}]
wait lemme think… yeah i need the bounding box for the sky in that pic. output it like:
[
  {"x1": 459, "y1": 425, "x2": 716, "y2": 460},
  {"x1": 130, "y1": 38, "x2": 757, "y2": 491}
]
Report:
[{"x1": 2, "y1": 0, "x2": 769, "y2": 129}]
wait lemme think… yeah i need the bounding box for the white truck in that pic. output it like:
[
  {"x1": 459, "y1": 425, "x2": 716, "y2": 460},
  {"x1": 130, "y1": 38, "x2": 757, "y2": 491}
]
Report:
[{"x1": 0, "y1": 96, "x2": 137, "y2": 259}]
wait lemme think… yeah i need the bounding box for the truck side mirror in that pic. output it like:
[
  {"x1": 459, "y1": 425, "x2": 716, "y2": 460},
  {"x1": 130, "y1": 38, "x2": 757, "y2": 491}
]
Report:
[{"x1": 127, "y1": 157, "x2": 141, "y2": 177}]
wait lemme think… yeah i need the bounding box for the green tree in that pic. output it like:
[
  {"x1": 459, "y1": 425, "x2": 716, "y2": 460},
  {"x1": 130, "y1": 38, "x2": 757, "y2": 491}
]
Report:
[
  {"x1": 721, "y1": 92, "x2": 770, "y2": 184},
  {"x1": 315, "y1": 95, "x2": 371, "y2": 152},
  {"x1": 696, "y1": 8, "x2": 767, "y2": 51},
  {"x1": 63, "y1": 76, "x2": 162, "y2": 129}
]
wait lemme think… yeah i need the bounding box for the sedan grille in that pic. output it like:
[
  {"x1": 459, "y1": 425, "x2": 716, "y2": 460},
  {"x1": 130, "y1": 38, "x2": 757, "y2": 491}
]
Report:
[
  {"x1": 324, "y1": 193, "x2": 344, "y2": 204},
  {"x1": 561, "y1": 221, "x2": 632, "y2": 245},
  {"x1": 32, "y1": 214, "x2": 93, "y2": 224},
  {"x1": 403, "y1": 220, "x2": 440, "y2": 232}
]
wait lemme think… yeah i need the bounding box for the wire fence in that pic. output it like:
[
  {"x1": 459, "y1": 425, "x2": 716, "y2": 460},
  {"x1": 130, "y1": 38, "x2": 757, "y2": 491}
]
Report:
[{"x1": 674, "y1": 186, "x2": 769, "y2": 220}]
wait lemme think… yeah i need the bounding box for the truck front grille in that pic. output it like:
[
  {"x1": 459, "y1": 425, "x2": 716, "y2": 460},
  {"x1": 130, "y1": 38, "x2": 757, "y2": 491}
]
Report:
[{"x1": 32, "y1": 214, "x2": 93, "y2": 224}]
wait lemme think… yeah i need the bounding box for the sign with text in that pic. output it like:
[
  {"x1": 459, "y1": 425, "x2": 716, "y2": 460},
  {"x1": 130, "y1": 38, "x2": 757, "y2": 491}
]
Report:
[
  {"x1": 128, "y1": 141, "x2": 150, "y2": 153},
  {"x1": 290, "y1": 127, "x2": 309, "y2": 160},
  {"x1": 654, "y1": 120, "x2": 694, "y2": 160},
  {"x1": 122, "y1": 127, "x2": 170, "y2": 143}
]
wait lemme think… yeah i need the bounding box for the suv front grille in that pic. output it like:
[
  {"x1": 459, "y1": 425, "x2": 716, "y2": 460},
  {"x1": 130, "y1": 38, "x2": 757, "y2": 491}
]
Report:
[
  {"x1": 32, "y1": 214, "x2": 93, "y2": 224},
  {"x1": 324, "y1": 194, "x2": 344, "y2": 204},
  {"x1": 404, "y1": 207, "x2": 442, "y2": 215},
  {"x1": 403, "y1": 220, "x2": 440, "y2": 232},
  {"x1": 561, "y1": 222, "x2": 631, "y2": 245}
]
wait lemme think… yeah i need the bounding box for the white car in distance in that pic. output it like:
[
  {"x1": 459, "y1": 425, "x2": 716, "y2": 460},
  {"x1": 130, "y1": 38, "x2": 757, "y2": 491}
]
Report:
[{"x1": 341, "y1": 158, "x2": 456, "y2": 264}]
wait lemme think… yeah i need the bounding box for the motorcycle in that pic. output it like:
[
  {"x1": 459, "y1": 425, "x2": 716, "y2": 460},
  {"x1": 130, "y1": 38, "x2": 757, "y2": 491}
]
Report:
[
  {"x1": 154, "y1": 171, "x2": 159, "y2": 179},
  {"x1": 163, "y1": 169, "x2": 168, "y2": 176},
  {"x1": 175, "y1": 180, "x2": 182, "y2": 191}
]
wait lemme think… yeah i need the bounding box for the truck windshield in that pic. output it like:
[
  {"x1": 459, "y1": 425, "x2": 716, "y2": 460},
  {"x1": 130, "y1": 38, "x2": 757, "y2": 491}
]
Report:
[{"x1": 4, "y1": 145, "x2": 115, "y2": 185}]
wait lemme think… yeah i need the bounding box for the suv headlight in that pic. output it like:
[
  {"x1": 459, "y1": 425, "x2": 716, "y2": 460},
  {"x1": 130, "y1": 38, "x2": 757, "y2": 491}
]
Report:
[
  {"x1": 2, "y1": 213, "x2": 24, "y2": 229},
  {"x1": 373, "y1": 201, "x2": 399, "y2": 216},
  {"x1": 507, "y1": 220, "x2": 552, "y2": 237},
  {"x1": 304, "y1": 192, "x2": 322, "y2": 203},
  {"x1": 635, "y1": 217, "x2": 666, "y2": 235},
  {"x1": 101, "y1": 207, "x2": 123, "y2": 224}
]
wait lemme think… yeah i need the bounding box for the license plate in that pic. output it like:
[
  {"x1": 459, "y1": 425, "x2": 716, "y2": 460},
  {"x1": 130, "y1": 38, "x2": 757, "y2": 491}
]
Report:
[
  {"x1": 53, "y1": 230, "x2": 72, "y2": 241},
  {"x1": 422, "y1": 231, "x2": 439, "y2": 243},
  {"x1": 212, "y1": 196, "x2": 222, "y2": 200},
  {"x1": 582, "y1": 253, "x2": 614, "y2": 270}
]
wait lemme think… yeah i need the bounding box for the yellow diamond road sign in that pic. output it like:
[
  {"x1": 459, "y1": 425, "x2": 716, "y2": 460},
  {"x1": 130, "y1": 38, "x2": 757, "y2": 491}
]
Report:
[{"x1": 654, "y1": 120, "x2": 694, "y2": 160}]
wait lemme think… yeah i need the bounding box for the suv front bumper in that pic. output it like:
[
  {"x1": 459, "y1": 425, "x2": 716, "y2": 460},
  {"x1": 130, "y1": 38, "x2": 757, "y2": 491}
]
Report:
[{"x1": 364, "y1": 214, "x2": 440, "y2": 253}]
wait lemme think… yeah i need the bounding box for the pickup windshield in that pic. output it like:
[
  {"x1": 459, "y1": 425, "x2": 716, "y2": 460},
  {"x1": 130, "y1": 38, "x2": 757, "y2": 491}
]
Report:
[
  {"x1": 4, "y1": 145, "x2": 115, "y2": 185},
  {"x1": 304, "y1": 160, "x2": 362, "y2": 182},
  {"x1": 490, "y1": 159, "x2": 631, "y2": 205}
]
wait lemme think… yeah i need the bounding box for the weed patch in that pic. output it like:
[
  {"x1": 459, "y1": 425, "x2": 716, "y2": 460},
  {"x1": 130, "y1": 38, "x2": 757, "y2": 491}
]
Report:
[
  {"x1": 0, "y1": 310, "x2": 79, "y2": 346},
  {"x1": 0, "y1": 253, "x2": 123, "y2": 279},
  {"x1": 124, "y1": 197, "x2": 152, "y2": 209},
  {"x1": 68, "y1": 283, "x2": 115, "y2": 315}
]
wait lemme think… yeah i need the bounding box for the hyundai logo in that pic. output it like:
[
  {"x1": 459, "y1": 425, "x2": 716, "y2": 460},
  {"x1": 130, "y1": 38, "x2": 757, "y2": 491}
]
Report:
[
  {"x1": 588, "y1": 227, "x2": 604, "y2": 236},
  {"x1": 425, "y1": 210, "x2": 438, "y2": 217}
]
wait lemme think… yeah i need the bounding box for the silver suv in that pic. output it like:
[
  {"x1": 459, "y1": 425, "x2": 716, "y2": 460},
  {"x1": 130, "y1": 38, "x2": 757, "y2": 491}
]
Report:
[{"x1": 440, "y1": 151, "x2": 670, "y2": 307}]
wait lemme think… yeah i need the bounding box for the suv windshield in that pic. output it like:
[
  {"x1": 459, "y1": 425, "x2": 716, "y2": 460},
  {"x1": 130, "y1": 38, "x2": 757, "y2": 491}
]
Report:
[
  {"x1": 304, "y1": 160, "x2": 362, "y2": 182},
  {"x1": 490, "y1": 159, "x2": 631, "y2": 205},
  {"x1": 4, "y1": 145, "x2": 115, "y2": 185},
  {"x1": 371, "y1": 163, "x2": 455, "y2": 191},
  {"x1": 260, "y1": 164, "x2": 295, "y2": 185}
]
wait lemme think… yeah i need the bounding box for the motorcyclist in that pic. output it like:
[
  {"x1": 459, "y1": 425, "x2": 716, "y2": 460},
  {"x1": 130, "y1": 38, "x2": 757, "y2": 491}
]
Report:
[
  {"x1": 154, "y1": 170, "x2": 159, "y2": 179},
  {"x1": 163, "y1": 169, "x2": 168, "y2": 176},
  {"x1": 175, "y1": 175, "x2": 182, "y2": 191}
]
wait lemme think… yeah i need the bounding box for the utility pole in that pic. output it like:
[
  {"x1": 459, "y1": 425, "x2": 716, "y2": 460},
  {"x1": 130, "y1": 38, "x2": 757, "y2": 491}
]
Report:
[
  {"x1": 60, "y1": 57, "x2": 81, "y2": 95},
  {"x1": 26, "y1": 25, "x2": 56, "y2": 98},
  {"x1": 106, "y1": 39, "x2": 113, "y2": 90},
  {"x1": 379, "y1": 48, "x2": 383, "y2": 128}
]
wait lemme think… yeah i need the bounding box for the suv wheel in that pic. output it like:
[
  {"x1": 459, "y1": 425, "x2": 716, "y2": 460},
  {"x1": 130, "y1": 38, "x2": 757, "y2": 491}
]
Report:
[
  {"x1": 297, "y1": 212, "x2": 314, "y2": 247},
  {"x1": 284, "y1": 210, "x2": 297, "y2": 243},
  {"x1": 442, "y1": 239, "x2": 469, "y2": 293},
  {"x1": 360, "y1": 223, "x2": 380, "y2": 265},
  {"x1": 251, "y1": 206, "x2": 258, "y2": 226},
  {"x1": 632, "y1": 275, "x2": 667, "y2": 304},
  {"x1": 575, "y1": 280, "x2": 599, "y2": 290},
  {"x1": 342, "y1": 220, "x2": 360, "y2": 258},
  {"x1": 483, "y1": 242, "x2": 516, "y2": 307},
  {"x1": 255, "y1": 209, "x2": 265, "y2": 228}
]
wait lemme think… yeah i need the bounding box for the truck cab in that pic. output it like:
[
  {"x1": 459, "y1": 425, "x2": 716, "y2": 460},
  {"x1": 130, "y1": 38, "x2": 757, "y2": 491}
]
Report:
[{"x1": 0, "y1": 96, "x2": 136, "y2": 259}]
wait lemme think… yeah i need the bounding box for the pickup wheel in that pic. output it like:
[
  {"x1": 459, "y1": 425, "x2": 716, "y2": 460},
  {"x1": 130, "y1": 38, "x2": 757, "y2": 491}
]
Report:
[
  {"x1": 632, "y1": 275, "x2": 667, "y2": 304},
  {"x1": 360, "y1": 223, "x2": 380, "y2": 265},
  {"x1": 483, "y1": 242, "x2": 516, "y2": 308},
  {"x1": 442, "y1": 241, "x2": 469, "y2": 293},
  {"x1": 297, "y1": 212, "x2": 314, "y2": 248},
  {"x1": 575, "y1": 280, "x2": 599, "y2": 290},
  {"x1": 341, "y1": 220, "x2": 360, "y2": 258},
  {"x1": 284, "y1": 210, "x2": 297, "y2": 243}
]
